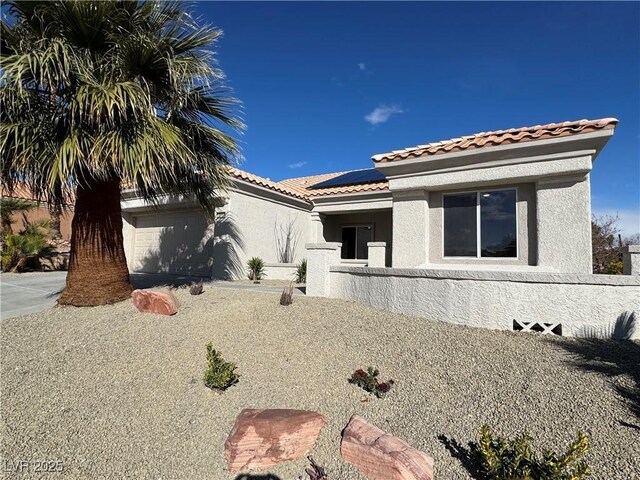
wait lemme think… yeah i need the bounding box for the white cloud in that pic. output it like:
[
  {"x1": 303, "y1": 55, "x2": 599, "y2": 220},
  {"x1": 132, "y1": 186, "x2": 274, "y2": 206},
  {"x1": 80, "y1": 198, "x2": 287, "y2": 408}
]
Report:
[
  {"x1": 364, "y1": 104, "x2": 403, "y2": 125},
  {"x1": 592, "y1": 208, "x2": 640, "y2": 237},
  {"x1": 288, "y1": 161, "x2": 307, "y2": 169},
  {"x1": 358, "y1": 63, "x2": 366, "y2": 71}
]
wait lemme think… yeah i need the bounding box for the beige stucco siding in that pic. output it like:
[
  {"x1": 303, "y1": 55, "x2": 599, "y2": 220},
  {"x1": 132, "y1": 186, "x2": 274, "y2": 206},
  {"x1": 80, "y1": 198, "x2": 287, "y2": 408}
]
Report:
[
  {"x1": 428, "y1": 183, "x2": 536, "y2": 266},
  {"x1": 214, "y1": 188, "x2": 311, "y2": 279}
]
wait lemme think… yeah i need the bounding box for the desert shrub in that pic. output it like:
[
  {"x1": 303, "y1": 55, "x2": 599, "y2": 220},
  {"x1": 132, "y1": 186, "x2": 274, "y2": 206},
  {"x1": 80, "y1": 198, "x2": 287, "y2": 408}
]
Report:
[
  {"x1": 203, "y1": 343, "x2": 239, "y2": 391},
  {"x1": 1, "y1": 198, "x2": 35, "y2": 235},
  {"x1": 189, "y1": 281, "x2": 204, "y2": 295},
  {"x1": 295, "y1": 258, "x2": 307, "y2": 284},
  {"x1": 477, "y1": 424, "x2": 590, "y2": 480},
  {"x1": 298, "y1": 456, "x2": 328, "y2": 480},
  {"x1": 247, "y1": 256, "x2": 266, "y2": 282},
  {"x1": 605, "y1": 260, "x2": 623, "y2": 275},
  {"x1": 1, "y1": 220, "x2": 55, "y2": 272},
  {"x1": 280, "y1": 286, "x2": 294, "y2": 306},
  {"x1": 348, "y1": 366, "x2": 394, "y2": 398}
]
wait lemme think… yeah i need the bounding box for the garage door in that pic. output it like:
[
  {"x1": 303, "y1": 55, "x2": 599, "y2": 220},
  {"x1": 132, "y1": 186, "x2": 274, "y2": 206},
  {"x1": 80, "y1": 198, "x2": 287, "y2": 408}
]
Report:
[{"x1": 132, "y1": 211, "x2": 213, "y2": 276}]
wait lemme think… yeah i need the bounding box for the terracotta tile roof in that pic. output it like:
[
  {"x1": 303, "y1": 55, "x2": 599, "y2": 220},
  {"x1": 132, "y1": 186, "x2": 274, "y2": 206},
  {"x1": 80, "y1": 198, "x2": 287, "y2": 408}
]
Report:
[
  {"x1": 228, "y1": 167, "x2": 309, "y2": 201},
  {"x1": 278, "y1": 170, "x2": 389, "y2": 198},
  {"x1": 372, "y1": 117, "x2": 618, "y2": 163}
]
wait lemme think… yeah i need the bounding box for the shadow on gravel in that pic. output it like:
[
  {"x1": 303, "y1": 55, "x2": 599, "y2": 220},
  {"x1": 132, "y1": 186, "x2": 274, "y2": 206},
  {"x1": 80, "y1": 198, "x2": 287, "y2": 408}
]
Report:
[
  {"x1": 437, "y1": 434, "x2": 483, "y2": 479},
  {"x1": 550, "y1": 312, "x2": 640, "y2": 425},
  {"x1": 234, "y1": 475, "x2": 282, "y2": 480}
]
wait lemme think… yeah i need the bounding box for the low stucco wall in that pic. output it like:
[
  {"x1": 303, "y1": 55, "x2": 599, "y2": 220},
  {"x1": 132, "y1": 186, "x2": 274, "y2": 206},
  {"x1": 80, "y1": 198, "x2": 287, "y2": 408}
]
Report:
[
  {"x1": 327, "y1": 266, "x2": 640, "y2": 339},
  {"x1": 264, "y1": 263, "x2": 298, "y2": 281}
]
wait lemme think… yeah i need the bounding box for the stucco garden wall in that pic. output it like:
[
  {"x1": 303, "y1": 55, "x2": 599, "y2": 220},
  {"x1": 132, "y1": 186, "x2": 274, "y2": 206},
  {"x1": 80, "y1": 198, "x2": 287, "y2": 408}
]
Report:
[{"x1": 322, "y1": 265, "x2": 640, "y2": 340}]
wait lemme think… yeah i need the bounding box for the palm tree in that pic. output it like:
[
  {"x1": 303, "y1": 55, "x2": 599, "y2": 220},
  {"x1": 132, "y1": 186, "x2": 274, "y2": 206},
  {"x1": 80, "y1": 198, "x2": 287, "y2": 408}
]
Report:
[
  {"x1": 1, "y1": 197, "x2": 35, "y2": 236},
  {"x1": 1, "y1": 1, "x2": 242, "y2": 306}
]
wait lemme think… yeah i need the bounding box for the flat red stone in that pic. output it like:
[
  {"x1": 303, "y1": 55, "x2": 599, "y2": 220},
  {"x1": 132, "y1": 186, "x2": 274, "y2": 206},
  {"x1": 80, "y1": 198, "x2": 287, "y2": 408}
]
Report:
[
  {"x1": 131, "y1": 289, "x2": 179, "y2": 316},
  {"x1": 341, "y1": 415, "x2": 434, "y2": 480},
  {"x1": 225, "y1": 408, "x2": 325, "y2": 473}
]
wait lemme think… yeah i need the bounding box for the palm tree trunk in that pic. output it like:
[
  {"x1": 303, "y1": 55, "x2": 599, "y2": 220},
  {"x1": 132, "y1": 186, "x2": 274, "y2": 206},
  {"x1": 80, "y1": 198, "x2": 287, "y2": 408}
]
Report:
[
  {"x1": 48, "y1": 203, "x2": 62, "y2": 239},
  {"x1": 58, "y1": 178, "x2": 133, "y2": 306}
]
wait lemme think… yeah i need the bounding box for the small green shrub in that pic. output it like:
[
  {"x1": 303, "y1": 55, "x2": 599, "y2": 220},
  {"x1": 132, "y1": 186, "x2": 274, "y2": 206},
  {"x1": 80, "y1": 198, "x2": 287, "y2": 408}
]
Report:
[
  {"x1": 203, "y1": 343, "x2": 239, "y2": 391},
  {"x1": 295, "y1": 258, "x2": 307, "y2": 284},
  {"x1": 247, "y1": 256, "x2": 266, "y2": 282},
  {"x1": 348, "y1": 366, "x2": 394, "y2": 398},
  {"x1": 1, "y1": 220, "x2": 55, "y2": 272},
  {"x1": 477, "y1": 424, "x2": 590, "y2": 480},
  {"x1": 605, "y1": 260, "x2": 623, "y2": 275}
]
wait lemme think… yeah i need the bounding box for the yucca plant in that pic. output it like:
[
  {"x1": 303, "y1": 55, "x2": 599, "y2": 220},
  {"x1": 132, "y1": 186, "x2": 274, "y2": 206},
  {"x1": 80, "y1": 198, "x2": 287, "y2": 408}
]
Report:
[
  {"x1": 247, "y1": 256, "x2": 265, "y2": 282},
  {"x1": 295, "y1": 258, "x2": 307, "y2": 284},
  {"x1": 477, "y1": 424, "x2": 591, "y2": 480},
  {"x1": 1, "y1": 1, "x2": 242, "y2": 306}
]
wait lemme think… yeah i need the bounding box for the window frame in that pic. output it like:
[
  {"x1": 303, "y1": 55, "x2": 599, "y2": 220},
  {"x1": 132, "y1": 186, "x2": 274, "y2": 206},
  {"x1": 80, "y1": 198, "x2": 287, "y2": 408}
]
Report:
[
  {"x1": 340, "y1": 224, "x2": 374, "y2": 260},
  {"x1": 442, "y1": 187, "x2": 519, "y2": 260}
]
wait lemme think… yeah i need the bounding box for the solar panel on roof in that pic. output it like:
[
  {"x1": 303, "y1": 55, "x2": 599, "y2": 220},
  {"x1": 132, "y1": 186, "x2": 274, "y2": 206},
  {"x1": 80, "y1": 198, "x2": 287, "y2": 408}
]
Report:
[{"x1": 308, "y1": 168, "x2": 386, "y2": 189}]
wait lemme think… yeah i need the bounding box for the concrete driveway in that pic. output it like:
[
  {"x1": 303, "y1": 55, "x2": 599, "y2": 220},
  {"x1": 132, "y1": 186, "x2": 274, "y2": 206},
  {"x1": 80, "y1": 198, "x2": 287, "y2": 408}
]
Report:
[{"x1": 1, "y1": 272, "x2": 67, "y2": 320}]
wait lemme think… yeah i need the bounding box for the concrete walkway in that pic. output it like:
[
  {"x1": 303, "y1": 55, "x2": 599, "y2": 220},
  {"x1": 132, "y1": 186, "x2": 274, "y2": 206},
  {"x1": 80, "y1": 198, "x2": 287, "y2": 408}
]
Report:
[{"x1": 0, "y1": 272, "x2": 304, "y2": 320}]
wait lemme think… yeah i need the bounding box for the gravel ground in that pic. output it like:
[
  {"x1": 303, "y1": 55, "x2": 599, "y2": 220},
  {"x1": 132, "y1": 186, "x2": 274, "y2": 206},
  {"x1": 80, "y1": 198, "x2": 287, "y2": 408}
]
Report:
[{"x1": 1, "y1": 287, "x2": 638, "y2": 479}]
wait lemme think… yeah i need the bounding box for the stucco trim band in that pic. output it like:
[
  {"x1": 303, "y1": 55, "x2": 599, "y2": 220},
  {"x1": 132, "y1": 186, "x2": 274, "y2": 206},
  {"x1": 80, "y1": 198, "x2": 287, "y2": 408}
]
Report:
[{"x1": 328, "y1": 265, "x2": 640, "y2": 286}]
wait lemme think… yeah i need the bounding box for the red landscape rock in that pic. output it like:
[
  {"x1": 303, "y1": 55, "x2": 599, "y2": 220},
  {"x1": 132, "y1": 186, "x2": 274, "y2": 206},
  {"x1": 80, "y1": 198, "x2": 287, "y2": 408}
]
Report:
[
  {"x1": 341, "y1": 415, "x2": 434, "y2": 480},
  {"x1": 131, "y1": 289, "x2": 180, "y2": 316},
  {"x1": 225, "y1": 408, "x2": 325, "y2": 473}
]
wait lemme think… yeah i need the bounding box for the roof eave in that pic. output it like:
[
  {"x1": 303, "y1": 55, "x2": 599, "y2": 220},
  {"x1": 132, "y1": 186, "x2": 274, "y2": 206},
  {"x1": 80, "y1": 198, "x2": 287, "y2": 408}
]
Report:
[{"x1": 373, "y1": 129, "x2": 615, "y2": 177}]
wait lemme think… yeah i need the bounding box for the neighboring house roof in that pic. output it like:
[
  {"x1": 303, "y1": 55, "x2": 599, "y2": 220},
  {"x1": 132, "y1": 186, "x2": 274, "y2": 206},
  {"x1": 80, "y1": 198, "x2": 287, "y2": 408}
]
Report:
[
  {"x1": 278, "y1": 170, "x2": 389, "y2": 198},
  {"x1": 1, "y1": 183, "x2": 75, "y2": 206},
  {"x1": 371, "y1": 117, "x2": 618, "y2": 163}
]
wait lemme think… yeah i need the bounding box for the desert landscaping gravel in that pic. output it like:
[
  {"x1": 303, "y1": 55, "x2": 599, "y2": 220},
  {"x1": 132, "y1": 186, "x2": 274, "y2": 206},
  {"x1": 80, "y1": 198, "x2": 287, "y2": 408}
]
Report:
[{"x1": 1, "y1": 286, "x2": 638, "y2": 479}]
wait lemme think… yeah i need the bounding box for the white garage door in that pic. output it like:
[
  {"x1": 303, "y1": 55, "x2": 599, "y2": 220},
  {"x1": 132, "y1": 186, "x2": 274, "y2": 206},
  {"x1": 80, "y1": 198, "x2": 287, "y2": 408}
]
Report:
[{"x1": 132, "y1": 211, "x2": 213, "y2": 277}]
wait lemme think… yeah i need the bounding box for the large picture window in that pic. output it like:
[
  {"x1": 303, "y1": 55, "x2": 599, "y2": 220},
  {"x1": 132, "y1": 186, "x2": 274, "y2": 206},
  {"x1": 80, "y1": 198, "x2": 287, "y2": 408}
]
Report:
[
  {"x1": 443, "y1": 189, "x2": 517, "y2": 258},
  {"x1": 341, "y1": 225, "x2": 372, "y2": 259}
]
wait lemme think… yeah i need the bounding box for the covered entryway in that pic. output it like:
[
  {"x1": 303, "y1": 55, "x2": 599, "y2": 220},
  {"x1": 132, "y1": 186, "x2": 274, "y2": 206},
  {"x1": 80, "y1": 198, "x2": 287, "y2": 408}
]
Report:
[{"x1": 131, "y1": 210, "x2": 213, "y2": 277}]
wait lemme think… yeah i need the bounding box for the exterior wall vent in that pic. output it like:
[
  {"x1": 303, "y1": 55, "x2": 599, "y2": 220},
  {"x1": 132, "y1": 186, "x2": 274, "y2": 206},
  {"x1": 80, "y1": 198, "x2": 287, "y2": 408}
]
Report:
[{"x1": 513, "y1": 319, "x2": 562, "y2": 336}]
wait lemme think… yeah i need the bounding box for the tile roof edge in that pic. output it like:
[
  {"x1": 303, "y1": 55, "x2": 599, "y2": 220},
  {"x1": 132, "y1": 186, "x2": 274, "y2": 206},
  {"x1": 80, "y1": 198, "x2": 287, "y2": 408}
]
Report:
[
  {"x1": 228, "y1": 167, "x2": 311, "y2": 202},
  {"x1": 371, "y1": 117, "x2": 619, "y2": 163}
]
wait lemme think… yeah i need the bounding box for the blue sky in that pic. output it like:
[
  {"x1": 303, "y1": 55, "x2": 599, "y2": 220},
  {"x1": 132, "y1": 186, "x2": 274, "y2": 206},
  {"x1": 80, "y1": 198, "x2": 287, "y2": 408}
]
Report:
[{"x1": 195, "y1": 1, "x2": 640, "y2": 236}]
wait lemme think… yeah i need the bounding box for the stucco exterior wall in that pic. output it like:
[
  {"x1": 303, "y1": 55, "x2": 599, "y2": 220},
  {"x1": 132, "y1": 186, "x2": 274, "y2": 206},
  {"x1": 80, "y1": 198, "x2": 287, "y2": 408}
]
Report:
[
  {"x1": 327, "y1": 266, "x2": 640, "y2": 340},
  {"x1": 391, "y1": 190, "x2": 429, "y2": 268},
  {"x1": 218, "y1": 188, "x2": 311, "y2": 279},
  {"x1": 428, "y1": 183, "x2": 536, "y2": 266},
  {"x1": 9, "y1": 204, "x2": 73, "y2": 241},
  {"x1": 536, "y1": 175, "x2": 592, "y2": 273},
  {"x1": 322, "y1": 210, "x2": 392, "y2": 266}
]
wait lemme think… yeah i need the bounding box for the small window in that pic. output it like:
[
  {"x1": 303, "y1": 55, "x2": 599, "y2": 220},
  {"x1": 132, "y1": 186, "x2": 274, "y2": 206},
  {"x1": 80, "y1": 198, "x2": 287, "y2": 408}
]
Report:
[
  {"x1": 341, "y1": 225, "x2": 372, "y2": 260},
  {"x1": 443, "y1": 189, "x2": 517, "y2": 258}
]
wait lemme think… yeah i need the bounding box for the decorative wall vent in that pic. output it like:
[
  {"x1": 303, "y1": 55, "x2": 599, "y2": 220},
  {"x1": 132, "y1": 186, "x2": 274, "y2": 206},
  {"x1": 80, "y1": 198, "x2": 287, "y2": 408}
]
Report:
[{"x1": 513, "y1": 319, "x2": 562, "y2": 336}]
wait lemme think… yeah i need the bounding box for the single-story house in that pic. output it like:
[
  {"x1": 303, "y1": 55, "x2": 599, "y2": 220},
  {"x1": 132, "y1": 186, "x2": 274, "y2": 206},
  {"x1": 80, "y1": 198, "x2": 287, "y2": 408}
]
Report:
[
  {"x1": 122, "y1": 117, "x2": 619, "y2": 279},
  {"x1": 121, "y1": 117, "x2": 640, "y2": 338}
]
